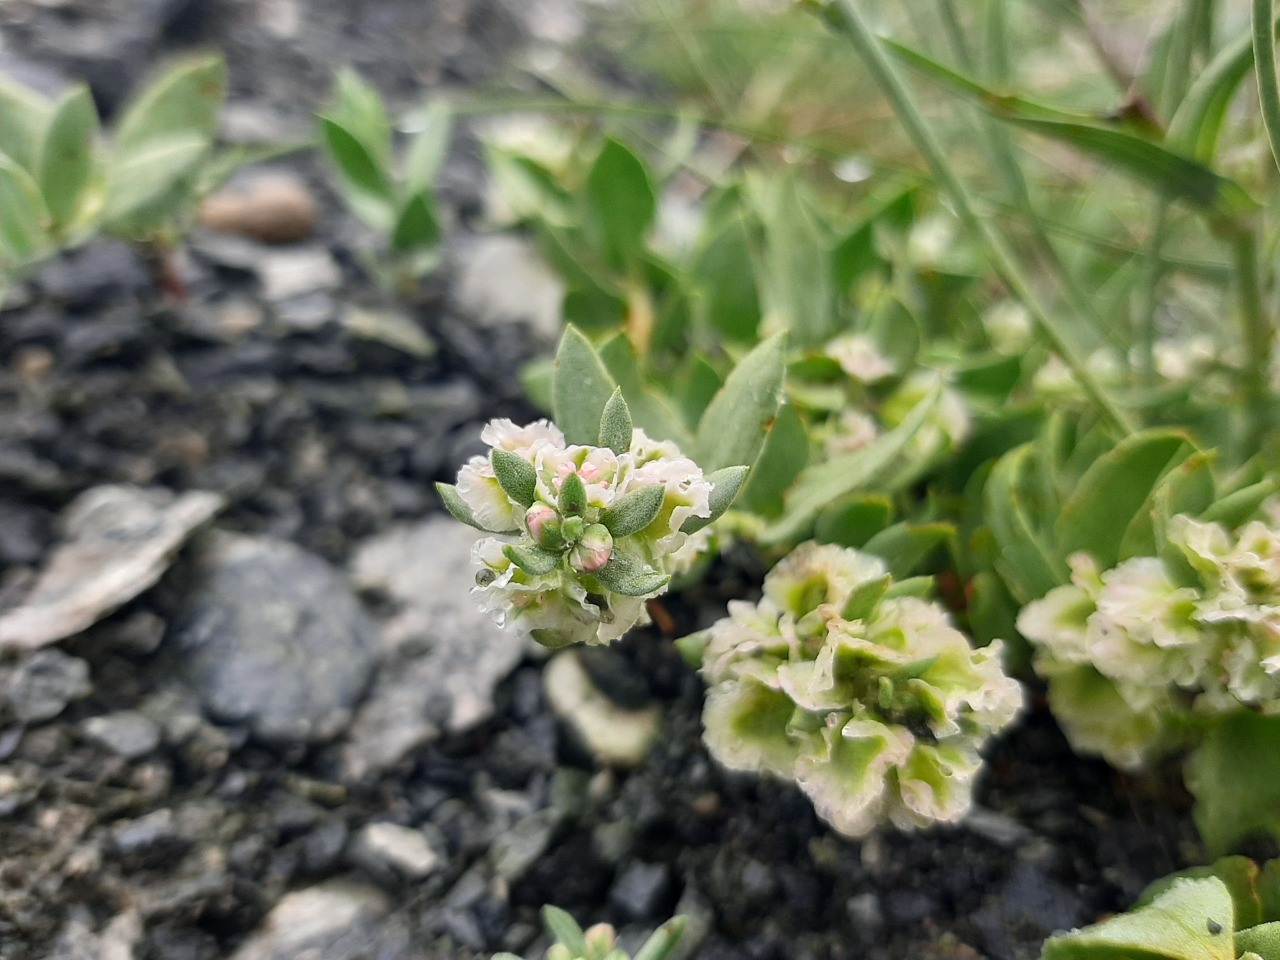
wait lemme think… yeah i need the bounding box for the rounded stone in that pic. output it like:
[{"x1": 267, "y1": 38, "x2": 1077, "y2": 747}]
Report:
[{"x1": 169, "y1": 534, "x2": 379, "y2": 743}]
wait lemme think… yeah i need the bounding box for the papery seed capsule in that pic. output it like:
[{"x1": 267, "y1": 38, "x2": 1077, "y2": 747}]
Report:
[{"x1": 571, "y1": 523, "x2": 614, "y2": 573}]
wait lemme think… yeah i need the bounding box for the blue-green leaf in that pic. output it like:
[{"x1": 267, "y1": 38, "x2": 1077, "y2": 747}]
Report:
[
  {"x1": 553, "y1": 326, "x2": 618, "y2": 447},
  {"x1": 585, "y1": 137, "x2": 655, "y2": 269},
  {"x1": 38, "y1": 85, "x2": 97, "y2": 230},
  {"x1": 598, "y1": 387, "x2": 633, "y2": 455},
  {"x1": 695, "y1": 332, "x2": 787, "y2": 473}
]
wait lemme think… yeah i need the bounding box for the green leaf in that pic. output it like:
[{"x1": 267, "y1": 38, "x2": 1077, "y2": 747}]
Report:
[
  {"x1": 1139, "y1": 857, "x2": 1268, "y2": 930},
  {"x1": 1167, "y1": 29, "x2": 1255, "y2": 163},
  {"x1": 559, "y1": 471, "x2": 588, "y2": 518},
  {"x1": 503, "y1": 542, "x2": 561, "y2": 576},
  {"x1": 1054, "y1": 430, "x2": 1194, "y2": 569},
  {"x1": 633, "y1": 917, "x2": 689, "y2": 960},
  {"x1": 318, "y1": 116, "x2": 396, "y2": 232},
  {"x1": 747, "y1": 170, "x2": 838, "y2": 347},
  {"x1": 886, "y1": 38, "x2": 1256, "y2": 217},
  {"x1": 598, "y1": 387, "x2": 633, "y2": 454},
  {"x1": 585, "y1": 137, "x2": 656, "y2": 269},
  {"x1": 598, "y1": 335, "x2": 693, "y2": 449},
  {"x1": 542, "y1": 906, "x2": 587, "y2": 955},
  {"x1": 390, "y1": 190, "x2": 440, "y2": 253},
  {"x1": 1201, "y1": 479, "x2": 1278, "y2": 527},
  {"x1": 682, "y1": 465, "x2": 750, "y2": 534},
  {"x1": 328, "y1": 67, "x2": 392, "y2": 168},
  {"x1": 840, "y1": 573, "x2": 891, "y2": 621},
  {"x1": 38, "y1": 85, "x2": 98, "y2": 231},
  {"x1": 404, "y1": 98, "x2": 453, "y2": 194},
  {"x1": 739, "y1": 402, "x2": 808, "y2": 519},
  {"x1": 0, "y1": 154, "x2": 49, "y2": 261},
  {"x1": 1040, "y1": 876, "x2": 1235, "y2": 960},
  {"x1": 674, "y1": 631, "x2": 708, "y2": 669},
  {"x1": 861, "y1": 522, "x2": 954, "y2": 580},
  {"x1": 1237, "y1": 922, "x2": 1280, "y2": 960},
  {"x1": 694, "y1": 212, "x2": 762, "y2": 341},
  {"x1": 814, "y1": 495, "x2": 894, "y2": 548},
  {"x1": 0, "y1": 78, "x2": 53, "y2": 174},
  {"x1": 985, "y1": 445, "x2": 1068, "y2": 603},
  {"x1": 764, "y1": 384, "x2": 939, "y2": 545},
  {"x1": 114, "y1": 55, "x2": 226, "y2": 153},
  {"x1": 101, "y1": 133, "x2": 206, "y2": 226},
  {"x1": 601, "y1": 484, "x2": 664, "y2": 538},
  {"x1": 594, "y1": 553, "x2": 669, "y2": 597},
  {"x1": 1187, "y1": 713, "x2": 1280, "y2": 857},
  {"x1": 832, "y1": 220, "x2": 879, "y2": 295},
  {"x1": 553, "y1": 326, "x2": 618, "y2": 447},
  {"x1": 490, "y1": 449, "x2": 537, "y2": 508},
  {"x1": 434, "y1": 482, "x2": 516, "y2": 534},
  {"x1": 695, "y1": 332, "x2": 787, "y2": 473}
]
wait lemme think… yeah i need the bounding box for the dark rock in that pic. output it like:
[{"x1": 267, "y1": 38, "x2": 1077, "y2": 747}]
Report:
[
  {"x1": 169, "y1": 533, "x2": 379, "y2": 743},
  {"x1": 6, "y1": 649, "x2": 91, "y2": 723},
  {"x1": 972, "y1": 861, "x2": 1086, "y2": 960},
  {"x1": 299, "y1": 820, "x2": 349, "y2": 875},
  {"x1": 38, "y1": 241, "x2": 152, "y2": 312},
  {"x1": 111, "y1": 809, "x2": 188, "y2": 865},
  {"x1": 610, "y1": 861, "x2": 674, "y2": 921}
]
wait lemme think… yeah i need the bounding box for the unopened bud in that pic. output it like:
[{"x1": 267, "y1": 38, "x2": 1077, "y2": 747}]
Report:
[
  {"x1": 560, "y1": 514, "x2": 585, "y2": 543},
  {"x1": 584, "y1": 923, "x2": 618, "y2": 953},
  {"x1": 571, "y1": 523, "x2": 614, "y2": 573},
  {"x1": 525, "y1": 503, "x2": 563, "y2": 548}
]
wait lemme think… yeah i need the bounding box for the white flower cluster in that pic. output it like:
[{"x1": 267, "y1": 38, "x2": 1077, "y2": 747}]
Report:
[
  {"x1": 699, "y1": 542, "x2": 1022, "y2": 837},
  {"x1": 1018, "y1": 512, "x2": 1280, "y2": 770},
  {"x1": 452, "y1": 418, "x2": 713, "y2": 648}
]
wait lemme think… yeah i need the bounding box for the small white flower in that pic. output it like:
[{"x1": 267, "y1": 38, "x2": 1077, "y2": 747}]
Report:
[{"x1": 825, "y1": 333, "x2": 895, "y2": 384}]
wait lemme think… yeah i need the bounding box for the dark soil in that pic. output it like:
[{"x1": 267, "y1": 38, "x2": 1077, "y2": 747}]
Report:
[{"x1": 0, "y1": 2, "x2": 1203, "y2": 959}]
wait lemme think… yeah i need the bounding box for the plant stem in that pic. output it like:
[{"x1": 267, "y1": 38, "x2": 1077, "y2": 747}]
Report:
[
  {"x1": 826, "y1": 0, "x2": 1135, "y2": 434},
  {"x1": 1254, "y1": 0, "x2": 1280, "y2": 175},
  {"x1": 1228, "y1": 227, "x2": 1272, "y2": 448},
  {"x1": 1136, "y1": 202, "x2": 1170, "y2": 387}
]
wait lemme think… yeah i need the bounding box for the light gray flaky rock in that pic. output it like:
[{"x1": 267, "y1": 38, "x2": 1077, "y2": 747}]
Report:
[{"x1": 0, "y1": 486, "x2": 223, "y2": 651}]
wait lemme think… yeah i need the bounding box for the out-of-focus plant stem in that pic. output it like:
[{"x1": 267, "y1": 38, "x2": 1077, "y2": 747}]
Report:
[
  {"x1": 1254, "y1": 0, "x2": 1280, "y2": 175},
  {"x1": 824, "y1": 0, "x2": 1136, "y2": 434}
]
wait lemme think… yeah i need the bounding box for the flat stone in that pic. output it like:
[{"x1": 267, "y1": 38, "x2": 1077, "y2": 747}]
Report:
[
  {"x1": 544, "y1": 650, "x2": 661, "y2": 769},
  {"x1": 351, "y1": 822, "x2": 443, "y2": 880},
  {"x1": 0, "y1": 486, "x2": 223, "y2": 651},
  {"x1": 340, "y1": 519, "x2": 525, "y2": 779},
  {"x1": 258, "y1": 247, "x2": 341, "y2": 301},
  {"x1": 169, "y1": 534, "x2": 379, "y2": 743},
  {"x1": 229, "y1": 881, "x2": 390, "y2": 960},
  {"x1": 454, "y1": 234, "x2": 563, "y2": 340},
  {"x1": 6, "y1": 648, "x2": 91, "y2": 723},
  {"x1": 343, "y1": 305, "x2": 437, "y2": 358},
  {"x1": 82, "y1": 711, "x2": 161, "y2": 759}
]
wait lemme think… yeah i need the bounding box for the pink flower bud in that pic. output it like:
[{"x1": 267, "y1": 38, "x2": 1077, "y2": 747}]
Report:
[
  {"x1": 571, "y1": 523, "x2": 614, "y2": 573},
  {"x1": 524, "y1": 503, "x2": 561, "y2": 548}
]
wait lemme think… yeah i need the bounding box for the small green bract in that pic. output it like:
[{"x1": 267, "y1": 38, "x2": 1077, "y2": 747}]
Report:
[{"x1": 697, "y1": 542, "x2": 1023, "y2": 837}]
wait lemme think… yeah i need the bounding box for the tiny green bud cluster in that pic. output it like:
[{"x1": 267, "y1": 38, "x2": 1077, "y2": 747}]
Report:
[
  {"x1": 492, "y1": 906, "x2": 687, "y2": 960},
  {"x1": 697, "y1": 542, "x2": 1022, "y2": 837},
  {"x1": 1018, "y1": 509, "x2": 1280, "y2": 770},
  {"x1": 437, "y1": 391, "x2": 747, "y2": 648}
]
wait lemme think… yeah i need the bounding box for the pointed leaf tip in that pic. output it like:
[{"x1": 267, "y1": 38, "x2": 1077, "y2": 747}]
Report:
[
  {"x1": 600, "y1": 484, "x2": 664, "y2": 537},
  {"x1": 490, "y1": 448, "x2": 538, "y2": 508},
  {"x1": 599, "y1": 387, "x2": 634, "y2": 454}
]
